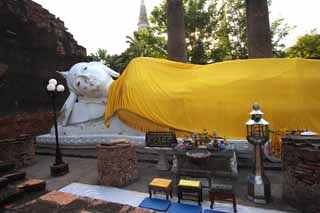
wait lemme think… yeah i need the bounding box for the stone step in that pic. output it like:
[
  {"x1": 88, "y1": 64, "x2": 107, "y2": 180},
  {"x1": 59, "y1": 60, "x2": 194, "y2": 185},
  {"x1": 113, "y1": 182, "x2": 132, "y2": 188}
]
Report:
[
  {"x1": 2, "y1": 171, "x2": 26, "y2": 183},
  {"x1": 16, "y1": 179, "x2": 46, "y2": 192},
  {"x1": 0, "y1": 185, "x2": 23, "y2": 205},
  {"x1": 0, "y1": 162, "x2": 15, "y2": 175},
  {"x1": 0, "y1": 177, "x2": 9, "y2": 189},
  {"x1": 0, "y1": 179, "x2": 46, "y2": 207}
]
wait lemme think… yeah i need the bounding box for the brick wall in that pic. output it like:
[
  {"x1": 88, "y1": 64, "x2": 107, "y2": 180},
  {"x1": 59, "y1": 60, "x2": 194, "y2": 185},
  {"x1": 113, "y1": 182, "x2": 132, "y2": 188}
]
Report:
[
  {"x1": 0, "y1": 112, "x2": 53, "y2": 140},
  {"x1": 282, "y1": 135, "x2": 320, "y2": 213},
  {"x1": 0, "y1": 0, "x2": 86, "y2": 114}
]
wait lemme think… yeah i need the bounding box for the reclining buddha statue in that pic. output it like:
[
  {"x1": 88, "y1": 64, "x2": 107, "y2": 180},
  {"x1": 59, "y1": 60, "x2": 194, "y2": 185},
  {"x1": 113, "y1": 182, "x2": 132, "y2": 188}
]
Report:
[{"x1": 53, "y1": 57, "x2": 320, "y2": 139}]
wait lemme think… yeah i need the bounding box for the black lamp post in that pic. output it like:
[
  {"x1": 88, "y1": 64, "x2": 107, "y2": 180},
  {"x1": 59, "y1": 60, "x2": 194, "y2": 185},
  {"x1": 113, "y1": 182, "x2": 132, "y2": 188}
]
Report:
[
  {"x1": 46, "y1": 78, "x2": 69, "y2": 177},
  {"x1": 245, "y1": 102, "x2": 271, "y2": 204}
]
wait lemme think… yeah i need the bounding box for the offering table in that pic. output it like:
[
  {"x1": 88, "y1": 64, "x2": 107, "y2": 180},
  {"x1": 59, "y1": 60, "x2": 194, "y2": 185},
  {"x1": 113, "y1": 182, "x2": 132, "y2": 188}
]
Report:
[{"x1": 173, "y1": 148, "x2": 238, "y2": 188}]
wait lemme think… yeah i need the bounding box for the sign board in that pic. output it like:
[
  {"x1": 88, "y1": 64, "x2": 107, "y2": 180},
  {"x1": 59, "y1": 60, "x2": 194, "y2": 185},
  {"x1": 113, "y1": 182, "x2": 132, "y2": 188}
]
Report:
[{"x1": 145, "y1": 131, "x2": 177, "y2": 147}]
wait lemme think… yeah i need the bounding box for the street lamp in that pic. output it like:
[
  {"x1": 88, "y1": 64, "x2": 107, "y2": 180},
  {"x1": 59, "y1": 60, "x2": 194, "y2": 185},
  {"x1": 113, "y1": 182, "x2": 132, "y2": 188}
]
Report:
[
  {"x1": 47, "y1": 78, "x2": 69, "y2": 177},
  {"x1": 245, "y1": 102, "x2": 271, "y2": 204}
]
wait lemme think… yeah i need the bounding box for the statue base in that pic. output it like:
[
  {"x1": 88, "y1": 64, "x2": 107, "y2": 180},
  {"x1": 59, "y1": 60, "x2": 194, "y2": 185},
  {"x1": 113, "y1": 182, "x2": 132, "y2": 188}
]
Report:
[
  {"x1": 51, "y1": 162, "x2": 69, "y2": 177},
  {"x1": 247, "y1": 174, "x2": 271, "y2": 204},
  {"x1": 37, "y1": 116, "x2": 145, "y2": 146}
]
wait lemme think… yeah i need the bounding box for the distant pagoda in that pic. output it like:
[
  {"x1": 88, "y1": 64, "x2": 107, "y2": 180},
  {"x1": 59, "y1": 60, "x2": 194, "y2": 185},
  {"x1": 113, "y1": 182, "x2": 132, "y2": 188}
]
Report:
[{"x1": 137, "y1": 0, "x2": 149, "y2": 31}]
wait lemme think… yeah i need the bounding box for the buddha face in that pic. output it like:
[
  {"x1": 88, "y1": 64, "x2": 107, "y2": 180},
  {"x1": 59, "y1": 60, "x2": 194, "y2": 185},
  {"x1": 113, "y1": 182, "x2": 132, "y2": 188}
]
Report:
[{"x1": 59, "y1": 62, "x2": 120, "y2": 99}]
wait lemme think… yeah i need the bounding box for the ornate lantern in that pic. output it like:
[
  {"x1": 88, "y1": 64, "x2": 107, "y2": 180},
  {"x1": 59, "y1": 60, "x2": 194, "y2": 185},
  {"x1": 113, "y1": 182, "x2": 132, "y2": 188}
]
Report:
[{"x1": 245, "y1": 103, "x2": 271, "y2": 204}]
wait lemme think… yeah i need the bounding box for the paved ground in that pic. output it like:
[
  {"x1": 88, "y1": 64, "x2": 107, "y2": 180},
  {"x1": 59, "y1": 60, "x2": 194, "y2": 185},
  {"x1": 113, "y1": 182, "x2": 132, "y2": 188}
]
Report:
[{"x1": 21, "y1": 155, "x2": 298, "y2": 212}]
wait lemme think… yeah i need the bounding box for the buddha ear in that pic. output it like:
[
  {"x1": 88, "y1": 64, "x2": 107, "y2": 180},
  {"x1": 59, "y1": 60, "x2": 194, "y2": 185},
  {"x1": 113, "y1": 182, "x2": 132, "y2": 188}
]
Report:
[
  {"x1": 104, "y1": 66, "x2": 120, "y2": 78},
  {"x1": 57, "y1": 71, "x2": 68, "y2": 79},
  {"x1": 89, "y1": 62, "x2": 120, "y2": 78}
]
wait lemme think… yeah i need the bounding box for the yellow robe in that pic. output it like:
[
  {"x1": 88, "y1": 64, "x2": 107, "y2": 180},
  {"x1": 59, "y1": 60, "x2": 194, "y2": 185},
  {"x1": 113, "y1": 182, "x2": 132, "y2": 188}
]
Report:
[{"x1": 105, "y1": 57, "x2": 320, "y2": 139}]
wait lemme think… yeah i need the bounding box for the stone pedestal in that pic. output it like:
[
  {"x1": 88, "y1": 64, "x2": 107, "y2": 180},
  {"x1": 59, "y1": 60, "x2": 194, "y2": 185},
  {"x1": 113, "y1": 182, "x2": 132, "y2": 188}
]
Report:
[
  {"x1": 282, "y1": 135, "x2": 320, "y2": 213},
  {"x1": 50, "y1": 163, "x2": 69, "y2": 177},
  {"x1": 247, "y1": 144, "x2": 271, "y2": 204},
  {"x1": 247, "y1": 174, "x2": 271, "y2": 204},
  {"x1": 144, "y1": 147, "x2": 172, "y2": 171},
  {"x1": 156, "y1": 149, "x2": 170, "y2": 171},
  {"x1": 97, "y1": 140, "x2": 139, "y2": 187}
]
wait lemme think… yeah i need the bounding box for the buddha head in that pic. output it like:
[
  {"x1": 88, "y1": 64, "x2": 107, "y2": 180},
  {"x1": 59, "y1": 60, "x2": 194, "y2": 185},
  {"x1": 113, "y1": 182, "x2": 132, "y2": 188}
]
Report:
[{"x1": 58, "y1": 62, "x2": 120, "y2": 99}]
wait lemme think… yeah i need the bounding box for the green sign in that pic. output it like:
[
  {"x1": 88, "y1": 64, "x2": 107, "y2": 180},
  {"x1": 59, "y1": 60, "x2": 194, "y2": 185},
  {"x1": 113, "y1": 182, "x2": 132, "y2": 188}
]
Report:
[{"x1": 145, "y1": 131, "x2": 177, "y2": 147}]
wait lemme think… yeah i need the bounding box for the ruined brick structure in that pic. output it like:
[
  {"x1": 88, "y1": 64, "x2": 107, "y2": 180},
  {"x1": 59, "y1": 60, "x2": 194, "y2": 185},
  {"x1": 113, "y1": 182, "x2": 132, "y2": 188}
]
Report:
[
  {"x1": 97, "y1": 140, "x2": 139, "y2": 187},
  {"x1": 0, "y1": 0, "x2": 86, "y2": 138},
  {"x1": 0, "y1": 112, "x2": 54, "y2": 166},
  {"x1": 282, "y1": 135, "x2": 320, "y2": 213},
  {"x1": 7, "y1": 191, "x2": 161, "y2": 213},
  {"x1": 0, "y1": 112, "x2": 53, "y2": 139},
  {"x1": 0, "y1": 135, "x2": 35, "y2": 168}
]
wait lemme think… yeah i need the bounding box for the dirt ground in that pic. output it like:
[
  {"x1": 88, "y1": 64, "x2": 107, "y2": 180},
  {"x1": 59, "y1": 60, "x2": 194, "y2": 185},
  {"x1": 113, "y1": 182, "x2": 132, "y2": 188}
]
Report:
[{"x1": 21, "y1": 155, "x2": 298, "y2": 212}]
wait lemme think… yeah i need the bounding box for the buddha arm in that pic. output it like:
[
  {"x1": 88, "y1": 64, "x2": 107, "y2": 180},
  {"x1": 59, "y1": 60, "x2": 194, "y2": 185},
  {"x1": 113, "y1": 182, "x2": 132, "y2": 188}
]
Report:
[{"x1": 57, "y1": 92, "x2": 77, "y2": 126}]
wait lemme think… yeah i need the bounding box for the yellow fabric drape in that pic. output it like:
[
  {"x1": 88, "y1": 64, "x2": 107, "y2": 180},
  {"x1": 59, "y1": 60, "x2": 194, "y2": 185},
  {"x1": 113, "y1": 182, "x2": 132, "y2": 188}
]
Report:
[{"x1": 105, "y1": 57, "x2": 320, "y2": 139}]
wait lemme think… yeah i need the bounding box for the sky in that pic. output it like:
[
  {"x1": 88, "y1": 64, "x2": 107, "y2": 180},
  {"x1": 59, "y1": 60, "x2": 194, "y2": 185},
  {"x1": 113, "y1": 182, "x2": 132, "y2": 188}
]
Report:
[{"x1": 33, "y1": 0, "x2": 320, "y2": 55}]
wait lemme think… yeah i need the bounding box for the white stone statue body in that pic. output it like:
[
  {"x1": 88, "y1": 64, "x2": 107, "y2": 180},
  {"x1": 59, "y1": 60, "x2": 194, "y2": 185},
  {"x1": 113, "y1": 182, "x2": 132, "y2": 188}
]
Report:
[{"x1": 58, "y1": 62, "x2": 119, "y2": 126}]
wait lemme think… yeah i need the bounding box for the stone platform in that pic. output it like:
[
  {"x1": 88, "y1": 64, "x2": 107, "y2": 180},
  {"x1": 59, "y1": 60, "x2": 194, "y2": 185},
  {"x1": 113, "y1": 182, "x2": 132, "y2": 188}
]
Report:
[
  {"x1": 0, "y1": 161, "x2": 46, "y2": 208},
  {"x1": 36, "y1": 116, "x2": 253, "y2": 168},
  {"x1": 37, "y1": 133, "x2": 146, "y2": 146},
  {"x1": 36, "y1": 116, "x2": 145, "y2": 146}
]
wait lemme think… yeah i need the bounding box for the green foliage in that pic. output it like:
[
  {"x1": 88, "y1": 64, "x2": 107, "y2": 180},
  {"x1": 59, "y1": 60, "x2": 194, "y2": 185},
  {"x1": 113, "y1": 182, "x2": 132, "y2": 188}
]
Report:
[
  {"x1": 150, "y1": 0, "x2": 292, "y2": 63},
  {"x1": 89, "y1": 48, "x2": 109, "y2": 63},
  {"x1": 150, "y1": 0, "x2": 225, "y2": 63},
  {"x1": 88, "y1": 29, "x2": 167, "y2": 72},
  {"x1": 217, "y1": 0, "x2": 247, "y2": 60},
  {"x1": 286, "y1": 31, "x2": 320, "y2": 59},
  {"x1": 271, "y1": 18, "x2": 295, "y2": 57},
  {"x1": 125, "y1": 28, "x2": 167, "y2": 59},
  {"x1": 90, "y1": 0, "x2": 293, "y2": 68}
]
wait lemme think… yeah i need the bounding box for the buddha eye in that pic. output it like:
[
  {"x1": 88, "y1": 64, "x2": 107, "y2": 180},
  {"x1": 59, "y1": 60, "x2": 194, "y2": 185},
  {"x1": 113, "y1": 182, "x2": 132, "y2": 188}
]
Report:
[{"x1": 84, "y1": 67, "x2": 87, "y2": 70}]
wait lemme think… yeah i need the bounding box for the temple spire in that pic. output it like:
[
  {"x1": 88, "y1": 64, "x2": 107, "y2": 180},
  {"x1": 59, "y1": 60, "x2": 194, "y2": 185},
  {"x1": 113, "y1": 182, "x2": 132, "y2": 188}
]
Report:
[{"x1": 138, "y1": 0, "x2": 149, "y2": 31}]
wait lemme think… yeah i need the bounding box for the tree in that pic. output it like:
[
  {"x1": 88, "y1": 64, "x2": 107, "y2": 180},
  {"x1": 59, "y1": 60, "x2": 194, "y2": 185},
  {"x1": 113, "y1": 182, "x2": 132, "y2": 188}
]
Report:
[
  {"x1": 88, "y1": 29, "x2": 167, "y2": 72},
  {"x1": 150, "y1": 0, "x2": 292, "y2": 63},
  {"x1": 167, "y1": 0, "x2": 187, "y2": 62},
  {"x1": 217, "y1": 0, "x2": 247, "y2": 60},
  {"x1": 151, "y1": 0, "x2": 224, "y2": 63},
  {"x1": 89, "y1": 48, "x2": 110, "y2": 64},
  {"x1": 245, "y1": 0, "x2": 272, "y2": 58},
  {"x1": 271, "y1": 18, "x2": 294, "y2": 57},
  {"x1": 90, "y1": 0, "x2": 292, "y2": 67},
  {"x1": 125, "y1": 29, "x2": 167, "y2": 59},
  {"x1": 286, "y1": 30, "x2": 320, "y2": 59}
]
